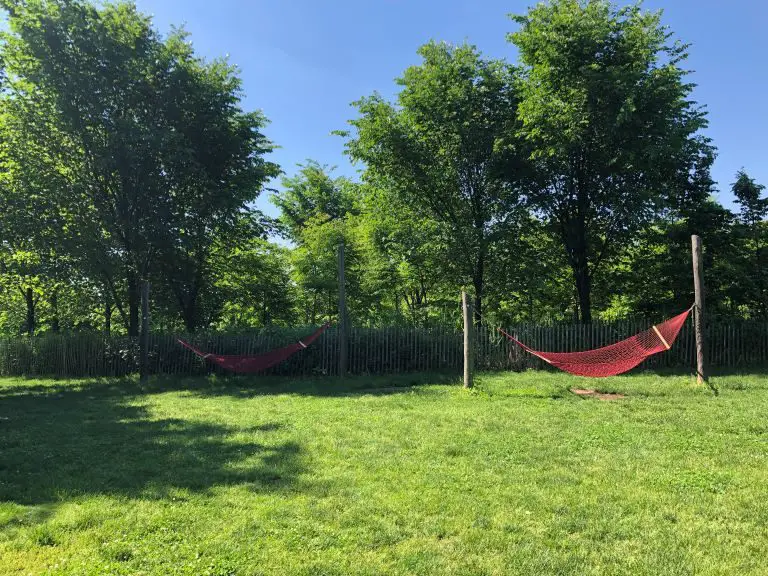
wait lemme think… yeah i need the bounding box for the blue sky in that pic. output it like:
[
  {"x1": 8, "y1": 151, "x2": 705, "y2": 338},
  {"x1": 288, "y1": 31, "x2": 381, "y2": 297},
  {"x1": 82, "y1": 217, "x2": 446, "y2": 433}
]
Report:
[{"x1": 135, "y1": 0, "x2": 768, "y2": 217}]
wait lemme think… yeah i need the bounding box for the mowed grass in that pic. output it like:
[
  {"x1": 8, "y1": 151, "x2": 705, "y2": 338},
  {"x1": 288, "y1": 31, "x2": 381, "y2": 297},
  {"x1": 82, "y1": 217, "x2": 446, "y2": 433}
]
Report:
[{"x1": 0, "y1": 371, "x2": 767, "y2": 575}]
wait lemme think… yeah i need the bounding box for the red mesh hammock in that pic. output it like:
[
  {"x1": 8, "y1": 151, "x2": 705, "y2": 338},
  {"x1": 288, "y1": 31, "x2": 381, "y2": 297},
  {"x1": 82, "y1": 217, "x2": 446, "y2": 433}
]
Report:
[
  {"x1": 499, "y1": 308, "x2": 692, "y2": 377},
  {"x1": 178, "y1": 323, "x2": 331, "y2": 374}
]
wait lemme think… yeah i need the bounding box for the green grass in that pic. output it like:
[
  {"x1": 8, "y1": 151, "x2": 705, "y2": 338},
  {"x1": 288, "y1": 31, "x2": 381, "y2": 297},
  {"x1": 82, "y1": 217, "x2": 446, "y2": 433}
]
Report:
[{"x1": 0, "y1": 371, "x2": 767, "y2": 575}]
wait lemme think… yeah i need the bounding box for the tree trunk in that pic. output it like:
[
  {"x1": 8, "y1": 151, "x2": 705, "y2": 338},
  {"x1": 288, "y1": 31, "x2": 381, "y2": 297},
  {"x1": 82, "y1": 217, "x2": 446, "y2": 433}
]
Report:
[
  {"x1": 127, "y1": 269, "x2": 139, "y2": 337},
  {"x1": 168, "y1": 274, "x2": 200, "y2": 333},
  {"x1": 182, "y1": 299, "x2": 197, "y2": 332},
  {"x1": 572, "y1": 288, "x2": 580, "y2": 323},
  {"x1": 562, "y1": 211, "x2": 592, "y2": 324},
  {"x1": 50, "y1": 290, "x2": 59, "y2": 333},
  {"x1": 473, "y1": 279, "x2": 483, "y2": 325},
  {"x1": 472, "y1": 250, "x2": 485, "y2": 325},
  {"x1": 528, "y1": 291, "x2": 534, "y2": 322},
  {"x1": 103, "y1": 272, "x2": 129, "y2": 333},
  {"x1": 558, "y1": 178, "x2": 595, "y2": 324},
  {"x1": 24, "y1": 287, "x2": 35, "y2": 335},
  {"x1": 261, "y1": 299, "x2": 270, "y2": 327},
  {"x1": 105, "y1": 294, "x2": 112, "y2": 336},
  {"x1": 572, "y1": 262, "x2": 592, "y2": 324},
  {"x1": 462, "y1": 291, "x2": 473, "y2": 389}
]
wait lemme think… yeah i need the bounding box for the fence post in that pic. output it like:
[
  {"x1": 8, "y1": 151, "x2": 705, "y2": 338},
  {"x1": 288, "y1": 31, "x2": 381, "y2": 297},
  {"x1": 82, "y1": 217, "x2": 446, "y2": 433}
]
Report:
[
  {"x1": 338, "y1": 242, "x2": 348, "y2": 377},
  {"x1": 463, "y1": 290, "x2": 473, "y2": 389},
  {"x1": 140, "y1": 280, "x2": 150, "y2": 383},
  {"x1": 691, "y1": 235, "x2": 714, "y2": 393}
]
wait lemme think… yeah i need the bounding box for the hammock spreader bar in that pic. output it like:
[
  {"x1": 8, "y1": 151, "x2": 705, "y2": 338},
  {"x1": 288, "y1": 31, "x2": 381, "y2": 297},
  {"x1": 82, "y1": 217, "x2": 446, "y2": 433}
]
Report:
[
  {"x1": 498, "y1": 308, "x2": 692, "y2": 377},
  {"x1": 178, "y1": 322, "x2": 331, "y2": 374}
]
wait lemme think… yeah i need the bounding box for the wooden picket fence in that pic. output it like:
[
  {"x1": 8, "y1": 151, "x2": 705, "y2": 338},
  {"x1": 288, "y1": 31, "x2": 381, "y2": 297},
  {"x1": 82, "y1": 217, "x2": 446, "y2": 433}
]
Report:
[{"x1": 1, "y1": 319, "x2": 768, "y2": 378}]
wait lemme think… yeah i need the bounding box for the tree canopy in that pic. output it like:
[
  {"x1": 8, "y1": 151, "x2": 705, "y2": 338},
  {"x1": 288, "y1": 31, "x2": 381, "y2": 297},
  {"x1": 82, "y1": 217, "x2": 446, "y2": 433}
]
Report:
[
  {"x1": 0, "y1": 0, "x2": 764, "y2": 334},
  {"x1": 509, "y1": 0, "x2": 712, "y2": 322},
  {"x1": 0, "y1": 0, "x2": 277, "y2": 334},
  {"x1": 339, "y1": 41, "x2": 529, "y2": 320}
]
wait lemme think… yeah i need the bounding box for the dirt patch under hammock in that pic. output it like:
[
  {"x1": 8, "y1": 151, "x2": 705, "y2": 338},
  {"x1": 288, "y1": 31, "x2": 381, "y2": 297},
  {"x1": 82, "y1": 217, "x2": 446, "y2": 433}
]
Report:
[{"x1": 571, "y1": 388, "x2": 626, "y2": 401}]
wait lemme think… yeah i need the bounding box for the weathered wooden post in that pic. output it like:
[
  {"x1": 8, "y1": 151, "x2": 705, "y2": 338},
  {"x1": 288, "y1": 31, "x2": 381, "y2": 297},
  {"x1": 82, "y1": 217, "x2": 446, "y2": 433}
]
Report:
[
  {"x1": 691, "y1": 235, "x2": 712, "y2": 392},
  {"x1": 462, "y1": 290, "x2": 473, "y2": 389},
  {"x1": 140, "y1": 280, "x2": 150, "y2": 383},
  {"x1": 338, "y1": 242, "x2": 348, "y2": 377}
]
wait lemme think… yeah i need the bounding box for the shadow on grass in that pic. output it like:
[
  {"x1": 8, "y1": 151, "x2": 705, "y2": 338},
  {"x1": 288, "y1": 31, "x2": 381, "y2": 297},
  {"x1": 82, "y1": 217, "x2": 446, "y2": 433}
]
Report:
[
  {"x1": 0, "y1": 371, "x2": 458, "y2": 399},
  {"x1": 140, "y1": 371, "x2": 460, "y2": 400},
  {"x1": 0, "y1": 372, "x2": 459, "y2": 506},
  {"x1": 0, "y1": 380, "x2": 306, "y2": 506}
]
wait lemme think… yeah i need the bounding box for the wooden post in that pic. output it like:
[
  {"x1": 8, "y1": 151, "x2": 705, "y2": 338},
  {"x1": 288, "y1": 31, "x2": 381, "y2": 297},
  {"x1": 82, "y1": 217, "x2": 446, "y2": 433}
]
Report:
[
  {"x1": 140, "y1": 280, "x2": 150, "y2": 383},
  {"x1": 338, "y1": 242, "x2": 348, "y2": 377},
  {"x1": 462, "y1": 290, "x2": 473, "y2": 389},
  {"x1": 691, "y1": 235, "x2": 712, "y2": 392}
]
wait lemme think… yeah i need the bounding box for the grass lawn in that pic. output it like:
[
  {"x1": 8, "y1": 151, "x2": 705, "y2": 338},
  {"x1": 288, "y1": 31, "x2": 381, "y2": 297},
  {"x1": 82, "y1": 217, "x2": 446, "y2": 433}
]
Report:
[{"x1": 0, "y1": 371, "x2": 767, "y2": 575}]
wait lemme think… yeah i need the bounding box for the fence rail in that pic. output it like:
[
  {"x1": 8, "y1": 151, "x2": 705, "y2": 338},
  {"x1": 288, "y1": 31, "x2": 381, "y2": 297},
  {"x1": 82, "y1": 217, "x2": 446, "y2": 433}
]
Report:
[{"x1": 1, "y1": 320, "x2": 767, "y2": 378}]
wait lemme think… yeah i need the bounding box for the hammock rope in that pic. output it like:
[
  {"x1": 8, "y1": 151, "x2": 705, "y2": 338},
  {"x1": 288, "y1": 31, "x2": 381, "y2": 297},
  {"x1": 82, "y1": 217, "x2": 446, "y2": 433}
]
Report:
[
  {"x1": 497, "y1": 307, "x2": 693, "y2": 377},
  {"x1": 178, "y1": 322, "x2": 331, "y2": 374}
]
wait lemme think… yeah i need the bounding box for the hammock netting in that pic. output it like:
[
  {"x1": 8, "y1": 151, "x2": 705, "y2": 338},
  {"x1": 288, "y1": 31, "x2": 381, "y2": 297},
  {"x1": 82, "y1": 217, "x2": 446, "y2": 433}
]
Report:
[
  {"x1": 500, "y1": 308, "x2": 692, "y2": 377},
  {"x1": 178, "y1": 323, "x2": 330, "y2": 374},
  {"x1": 179, "y1": 307, "x2": 690, "y2": 378}
]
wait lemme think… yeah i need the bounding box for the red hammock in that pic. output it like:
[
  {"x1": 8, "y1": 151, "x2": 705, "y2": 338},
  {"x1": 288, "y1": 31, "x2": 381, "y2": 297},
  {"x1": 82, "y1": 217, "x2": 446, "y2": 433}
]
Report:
[
  {"x1": 178, "y1": 323, "x2": 331, "y2": 374},
  {"x1": 499, "y1": 308, "x2": 692, "y2": 377}
]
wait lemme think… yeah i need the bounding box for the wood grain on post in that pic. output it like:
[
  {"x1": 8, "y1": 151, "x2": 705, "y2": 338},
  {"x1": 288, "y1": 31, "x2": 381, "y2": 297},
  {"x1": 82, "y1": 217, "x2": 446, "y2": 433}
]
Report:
[
  {"x1": 691, "y1": 235, "x2": 710, "y2": 390},
  {"x1": 462, "y1": 291, "x2": 473, "y2": 388},
  {"x1": 338, "y1": 242, "x2": 348, "y2": 377}
]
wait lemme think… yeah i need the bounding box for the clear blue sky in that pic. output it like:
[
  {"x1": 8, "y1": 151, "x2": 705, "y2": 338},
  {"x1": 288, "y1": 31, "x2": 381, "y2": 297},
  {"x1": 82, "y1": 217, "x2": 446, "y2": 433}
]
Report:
[{"x1": 136, "y1": 0, "x2": 768, "y2": 217}]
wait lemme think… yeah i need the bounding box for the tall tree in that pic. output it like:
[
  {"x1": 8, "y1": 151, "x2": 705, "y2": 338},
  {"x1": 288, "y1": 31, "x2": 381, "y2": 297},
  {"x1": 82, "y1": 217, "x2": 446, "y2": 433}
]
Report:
[
  {"x1": 0, "y1": 90, "x2": 73, "y2": 334},
  {"x1": 509, "y1": 0, "x2": 713, "y2": 322},
  {"x1": 355, "y1": 182, "x2": 454, "y2": 324},
  {"x1": 0, "y1": 0, "x2": 278, "y2": 333},
  {"x1": 732, "y1": 170, "x2": 768, "y2": 316},
  {"x1": 273, "y1": 163, "x2": 369, "y2": 324},
  {"x1": 733, "y1": 171, "x2": 768, "y2": 225},
  {"x1": 339, "y1": 41, "x2": 528, "y2": 320},
  {"x1": 602, "y1": 147, "x2": 739, "y2": 320},
  {"x1": 154, "y1": 32, "x2": 279, "y2": 331},
  {"x1": 1, "y1": 0, "x2": 170, "y2": 335}
]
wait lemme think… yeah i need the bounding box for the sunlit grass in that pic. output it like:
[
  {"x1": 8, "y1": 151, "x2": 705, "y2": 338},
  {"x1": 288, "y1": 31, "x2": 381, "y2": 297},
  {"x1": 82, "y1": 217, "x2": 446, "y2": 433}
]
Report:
[{"x1": 0, "y1": 371, "x2": 766, "y2": 575}]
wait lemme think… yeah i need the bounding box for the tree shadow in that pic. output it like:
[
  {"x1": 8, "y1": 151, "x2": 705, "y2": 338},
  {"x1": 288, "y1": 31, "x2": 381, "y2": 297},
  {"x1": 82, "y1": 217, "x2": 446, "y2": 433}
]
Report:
[
  {"x1": 0, "y1": 370, "x2": 456, "y2": 400},
  {"x1": 57, "y1": 373, "x2": 459, "y2": 399},
  {"x1": 152, "y1": 371, "x2": 460, "y2": 400},
  {"x1": 0, "y1": 381, "x2": 305, "y2": 506},
  {"x1": 0, "y1": 371, "x2": 459, "y2": 507}
]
